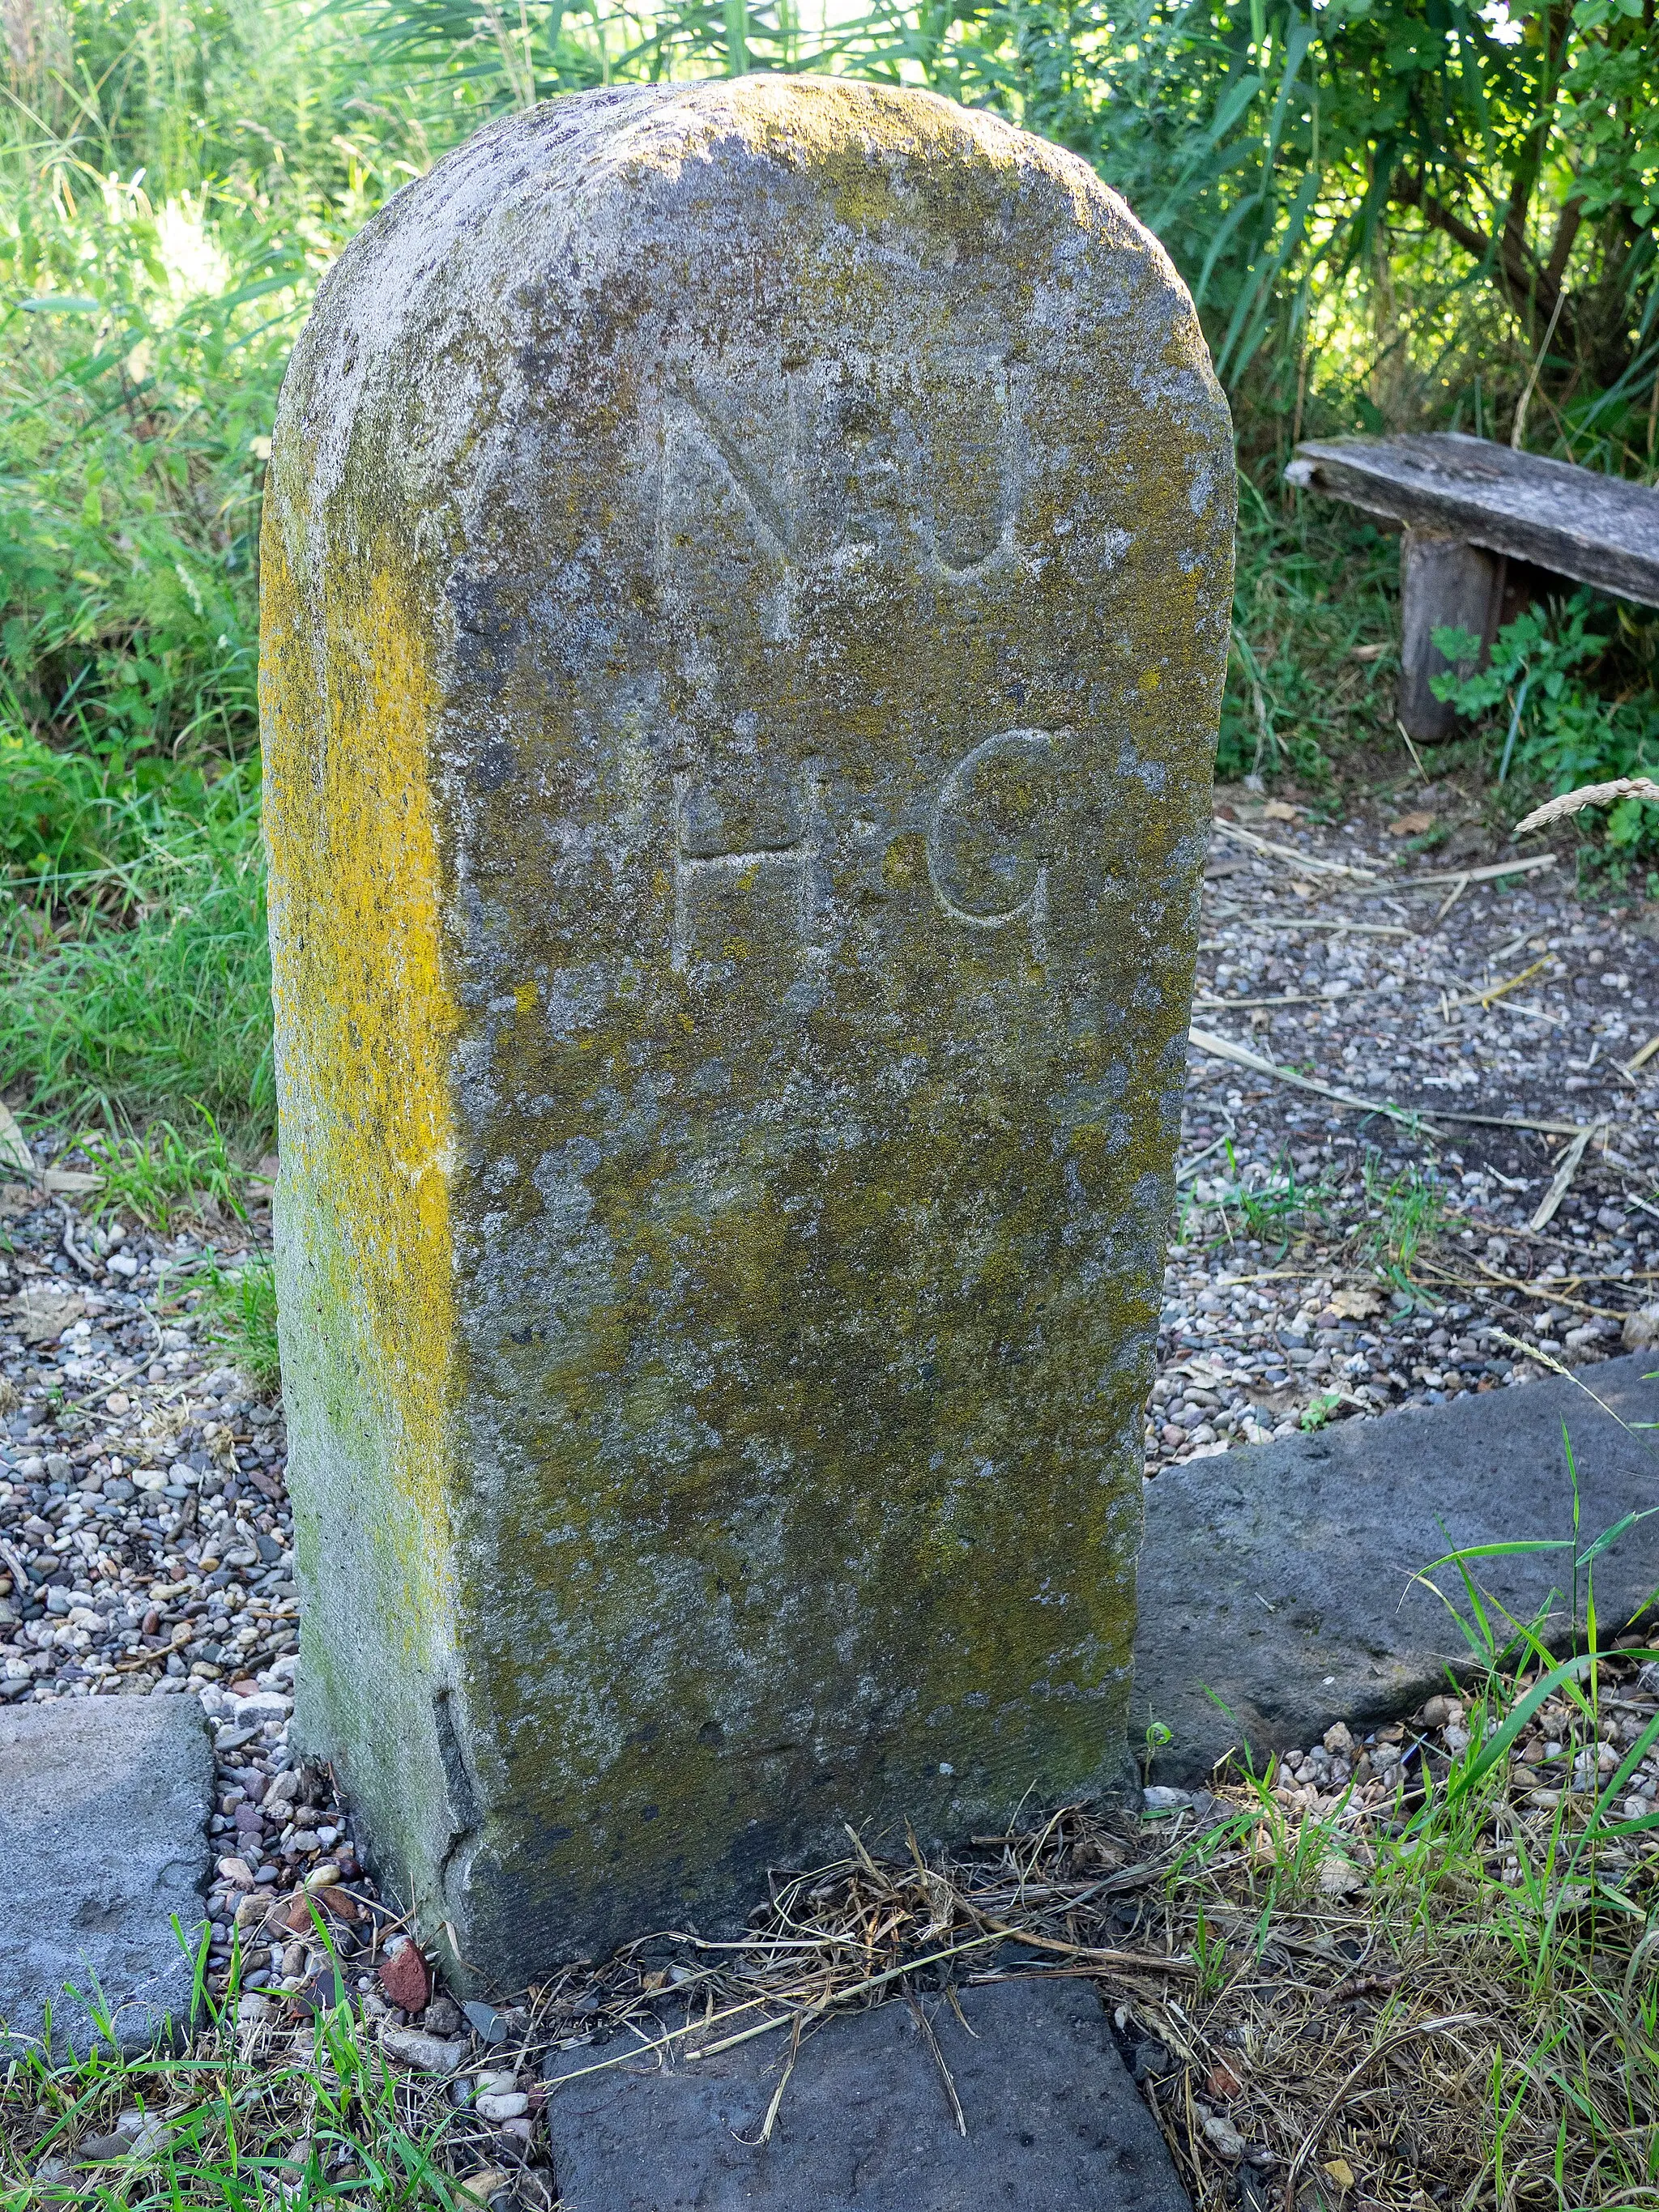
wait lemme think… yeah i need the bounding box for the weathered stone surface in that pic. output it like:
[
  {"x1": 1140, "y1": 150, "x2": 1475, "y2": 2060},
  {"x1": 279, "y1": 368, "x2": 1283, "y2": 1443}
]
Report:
[
  {"x1": 262, "y1": 78, "x2": 1233, "y2": 1983},
  {"x1": 1134, "y1": 1353, "x2": 1659, "y2": 1781},
  {"x1": 0, "y1": 1695, "x2": 211, "y2": 2055},
  {"x1": 544, "y1": 1975, "x2": 1190, "y2": 2210}
]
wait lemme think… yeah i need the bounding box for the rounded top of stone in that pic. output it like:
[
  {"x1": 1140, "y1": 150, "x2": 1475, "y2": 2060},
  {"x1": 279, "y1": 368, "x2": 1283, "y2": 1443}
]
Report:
[
  {"x1": 388, "y1": 72, "x2": 1145, "y2": 215},
  {"x1": 536, "y1": 72, "x2": 1112, "y2": 188},
  {"x1": 308, "y1": 74, "x2": 1184, "y2": 322},
  {"x1": 279, "y1": 76, "x2": 1218, "y2": 533}
]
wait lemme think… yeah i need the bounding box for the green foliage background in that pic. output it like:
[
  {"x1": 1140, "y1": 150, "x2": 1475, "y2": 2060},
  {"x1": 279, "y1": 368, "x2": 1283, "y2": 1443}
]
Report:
[{"x1": 1, "y1": 0, "x2": 1657, "y2": 1140}]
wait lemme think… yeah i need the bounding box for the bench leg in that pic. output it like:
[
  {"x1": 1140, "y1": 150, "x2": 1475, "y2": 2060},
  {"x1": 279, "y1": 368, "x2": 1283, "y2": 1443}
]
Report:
[{"x1": 1397, "y1": 529, "x2": 1503, "y2": 742}]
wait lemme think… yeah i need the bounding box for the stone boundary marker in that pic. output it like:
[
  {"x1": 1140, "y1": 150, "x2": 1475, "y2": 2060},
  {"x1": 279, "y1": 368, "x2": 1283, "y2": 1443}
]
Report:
[
  {"x1": 542, "y1": 1975, "x2": 1190, "y2": 2211},
  {"x1": 262, "y1": 79, "x2": 1234, "y2": 1985},
  {"x1": 1136, "y1": 1350, "x2": 1659, "y2": 1780},
  {"x1": 0, "y1": 1696, "x2": 211, "y2": 2056}
]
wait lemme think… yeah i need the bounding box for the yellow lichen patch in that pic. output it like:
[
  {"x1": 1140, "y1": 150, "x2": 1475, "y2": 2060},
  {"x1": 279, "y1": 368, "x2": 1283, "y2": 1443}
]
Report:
[{"x1": 262, "y1": 540, "x2": 460, "y2": 1642}]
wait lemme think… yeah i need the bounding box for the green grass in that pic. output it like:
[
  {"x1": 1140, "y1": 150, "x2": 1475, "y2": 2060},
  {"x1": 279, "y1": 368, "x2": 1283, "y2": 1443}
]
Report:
[
  {"x1": 0, "y1": 1, "x2": 422, "y2": 1146},
  {"x1": 194, "y1": 1251, "x2": 280, "y2": 1394},
  {"x1": 72, "y1": 1107, "x2": 249, "y2": 1234},
  {"x1": 1360, "y1": 1156, "x2": 1453, "y2": 1291},
  {"x1": 1227, "y1": 1143, "x2": 1340, "y2": 1251},
  {"x1": 1220, "y1": 485, "x2": 1406, "y2": 791},
  {"x1": 1179, "y1": 1140, "x2": 1342, "y2": 1259},
  {"x1": 1188, "y1": 1149, "x2": 1454, "y2": 1301},
  {"x1": 0, "y1": 753, "x2": 271, "y2": 1142},
  {"x1": 2, "y1": 1947, "x2": 475, "y2": 2212}
]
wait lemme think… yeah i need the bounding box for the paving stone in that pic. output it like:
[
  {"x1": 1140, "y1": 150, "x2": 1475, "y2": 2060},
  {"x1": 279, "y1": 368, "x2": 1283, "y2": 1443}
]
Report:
[
  {"x1": 0, "y1": 1695, "x2": 213, "y2": 2054},
  {"x1": 544, "y1": 1975, "x2": 1190, "y2": 2211},
  {"x1": 262, "y1": 78, "x2": 1234, "y2": 1983},
  {"x1": 1135, "y1": 1350, "x2": 1659, "y2": 1779}
]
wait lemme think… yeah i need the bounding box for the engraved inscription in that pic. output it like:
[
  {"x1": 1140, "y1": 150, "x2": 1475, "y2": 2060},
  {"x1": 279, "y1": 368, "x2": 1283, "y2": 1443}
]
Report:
[
  {"x1": 670, "y1": 759, "x2": 826, "y2": 974},
  {"x1": 666, "y1": 384, "x2": 796, "y2": 562},
  {"x1": 656, "y1": 365, "x2": 1027, "y2": 611},
  {"x1": 927, "y1": 729, "x2": 1060, "y2": 962},
  {"x1": 913, "y1": 367, "x2": 1026, "y2": 582}
]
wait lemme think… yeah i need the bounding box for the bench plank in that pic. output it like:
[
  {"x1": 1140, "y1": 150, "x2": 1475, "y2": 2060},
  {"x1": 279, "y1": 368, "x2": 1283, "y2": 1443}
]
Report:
[{"x1": 1288, "y1": 432, "x2": 1659, "y2": 608}]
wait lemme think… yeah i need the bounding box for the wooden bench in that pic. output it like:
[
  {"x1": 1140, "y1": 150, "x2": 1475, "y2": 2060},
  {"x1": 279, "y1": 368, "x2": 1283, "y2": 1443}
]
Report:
[{"x1": 1285, "y1": 433, "x2": 1659, "y2": 742}]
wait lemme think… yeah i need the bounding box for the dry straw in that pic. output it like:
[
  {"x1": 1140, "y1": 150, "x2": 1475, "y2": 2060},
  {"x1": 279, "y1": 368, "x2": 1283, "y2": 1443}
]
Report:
[
  {"x1": 8, "y1": 1656, "x2": 1659, "y2": 2210},
  {"x1": 1513, "y1": 777, "x2": 1659, "y2": 839}
]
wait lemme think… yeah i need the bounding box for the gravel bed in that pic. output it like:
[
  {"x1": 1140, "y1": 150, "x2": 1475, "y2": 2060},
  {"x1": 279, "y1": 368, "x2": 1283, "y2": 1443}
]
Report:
[
  {"x1": 1156, "y1": 1659, "x2": 1659, "y2": 1841},
  {"x1": 0, "y1": 1230, "x2": 294, "y2": 1728},
  {"x1": 0, "y1": 1187, "x2": 367, "y2": 2010},
  {"x1": 1148, "y1": 791, "x2": 1659, "y2": 1473}
]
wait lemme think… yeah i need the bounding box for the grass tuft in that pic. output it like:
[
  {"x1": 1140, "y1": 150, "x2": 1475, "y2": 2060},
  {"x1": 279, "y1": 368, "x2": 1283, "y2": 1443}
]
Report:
[
  {"x1": 2, "y1": 1943, "x2": 471, "y2": 2212},
  {"x1": 0, "y1": 759, "x2": 272, "y2": 1144},
  {"x1": 1360, "y1": 1157, "x2": 1452, "y2": 1292},
  {"x1": 193, "y1": 1251, "x2": 280, "y2": 1395},
  {"x1": 74, "y1": 1107, "x2": 249, "y2": 1237}
]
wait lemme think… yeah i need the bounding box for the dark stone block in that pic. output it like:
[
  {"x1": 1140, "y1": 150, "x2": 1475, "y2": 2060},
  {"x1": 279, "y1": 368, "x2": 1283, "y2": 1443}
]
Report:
[
  {"x1": 1135, "y1": 1353, "x2": 1659, "y2": 1780},
  {"x1": 544, "y1": 1974, "x2": 1188, "y2": 2211},
  {"x1": 0, "y1": 1694, "x2": 212, "y2": 2055}
]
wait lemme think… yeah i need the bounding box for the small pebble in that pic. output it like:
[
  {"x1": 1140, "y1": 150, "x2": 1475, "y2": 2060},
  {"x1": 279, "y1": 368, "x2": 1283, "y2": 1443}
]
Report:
[
  {"x1": 464, "y1": 1999, "x2": 512, "y2": 2045},
  {"x1": 1202, "y1": 2112, "x2": 1247, "y2": 2160},
  {"x1": 476, "y1": 2092, "x2": 530, "y2": 2123},
  {"x1": 382, "y1": 2027, "x2": 467, "y2": 2073},
  {"x1": 378, "y1": 1934, "x2": 432, "y2": 2012},
  {"x1": 456, "y1": 2167, "x2": 514, "y2": 2208}
]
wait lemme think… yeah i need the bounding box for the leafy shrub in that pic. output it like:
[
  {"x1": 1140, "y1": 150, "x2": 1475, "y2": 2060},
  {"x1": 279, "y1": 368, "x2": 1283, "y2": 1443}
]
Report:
[
  {"x1": 1431, "y1": 591, "x2": 1659, "y2": 864},
  {"x1": 338, "y1": 0, "x2": 1659, "y2": 461}
]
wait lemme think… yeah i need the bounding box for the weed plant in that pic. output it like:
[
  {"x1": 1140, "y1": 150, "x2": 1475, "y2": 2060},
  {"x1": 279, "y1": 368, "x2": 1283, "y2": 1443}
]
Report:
[
  {"x1": 1209, "y1": 1140, "x2": 1340, "y2": 1259},
  {"x1": 1358, "y1": 1155, "x2": 1452, "y2": 1291},
  {"x1": 1182, "y1": 1144, "x2": 1449, "y2": 1299},
  {"x1": 1433, "y1": 593, "x2": 1659, "y2": 881},
  {"x1": 193, "y1": 1248, "x2": 280, "y2": 1392},
  {"x1": 1298, "y1": 1387, "x2": 1345, "y2": 1431},
  {"x1": 73, "y1": 1103, "x2": 248, "y2": 1233}
]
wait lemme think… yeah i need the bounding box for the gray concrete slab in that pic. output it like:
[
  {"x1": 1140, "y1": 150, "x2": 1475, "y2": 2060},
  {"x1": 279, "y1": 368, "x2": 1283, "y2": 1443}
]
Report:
[
  {"x1": 0, "y1": 1694, "x2": 213, "y2": 2055},
  {"x1": 1135, "y1": 1352, "x2": 1659, "y2": 1782},
  {"x1": 543, "y1": 1975, "x2": 1188, "y2": 2211}
]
